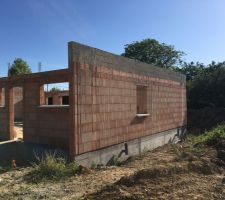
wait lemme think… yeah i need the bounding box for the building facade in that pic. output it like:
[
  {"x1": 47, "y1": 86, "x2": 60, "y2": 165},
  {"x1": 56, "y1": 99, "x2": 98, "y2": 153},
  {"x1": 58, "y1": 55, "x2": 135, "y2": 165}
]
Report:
[{"x1": 0, "y1": 42, "x2": 186, "y2": 165}]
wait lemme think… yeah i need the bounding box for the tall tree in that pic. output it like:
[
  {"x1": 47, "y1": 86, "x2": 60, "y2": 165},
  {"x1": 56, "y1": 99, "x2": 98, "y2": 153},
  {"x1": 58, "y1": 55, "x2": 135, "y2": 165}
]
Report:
[
  {"x1": 8, "y1": 58, "x2": 32, "y2": 77},
  {"x1": 122, "y1": 38, "x2": 184, "y2": 68}
]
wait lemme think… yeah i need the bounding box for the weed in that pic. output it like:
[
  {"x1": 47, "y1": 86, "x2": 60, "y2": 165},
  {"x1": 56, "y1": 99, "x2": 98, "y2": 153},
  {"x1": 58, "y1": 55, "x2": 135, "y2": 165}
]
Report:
[
  {"x1": 187, "y1": 124, "x2": 225, "y2": 145},
  {"x1": 90, "y1": 161, "x2": 97, "y2": 169},
  {"x1": 185, "y1": 124, "x2": 225, "y2": 156},
  {"x1": 112, "y1": 155, "x2": 119, "y2": 166},
  {"x1": 28, "y1": 152, "x2": 84, "y2": 182},
  {"x1": 189, "y1": 144, "x2": 207, "y2": 156}
]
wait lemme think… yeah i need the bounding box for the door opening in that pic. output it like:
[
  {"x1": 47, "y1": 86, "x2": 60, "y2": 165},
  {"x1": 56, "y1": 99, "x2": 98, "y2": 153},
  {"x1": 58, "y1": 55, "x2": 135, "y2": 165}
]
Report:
[{"x1": 13, "y1": 87, "x2": 23, "y2": 139}]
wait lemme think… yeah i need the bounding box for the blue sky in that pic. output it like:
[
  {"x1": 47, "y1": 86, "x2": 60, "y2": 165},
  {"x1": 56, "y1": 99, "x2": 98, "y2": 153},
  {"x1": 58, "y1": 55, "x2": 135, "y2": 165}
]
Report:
[{"x1": 0, "y1": 0, "x2": 225, "y2": 77}]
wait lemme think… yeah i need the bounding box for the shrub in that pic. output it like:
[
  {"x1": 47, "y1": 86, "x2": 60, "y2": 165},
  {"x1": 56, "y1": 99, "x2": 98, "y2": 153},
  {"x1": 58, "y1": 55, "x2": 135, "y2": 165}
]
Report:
[
  {"x1": 188, "y1": 123, "x2": 225, "y2": 144},
  {"x1": 185, "y1": 123, "x2": 225, "y2": 157}
]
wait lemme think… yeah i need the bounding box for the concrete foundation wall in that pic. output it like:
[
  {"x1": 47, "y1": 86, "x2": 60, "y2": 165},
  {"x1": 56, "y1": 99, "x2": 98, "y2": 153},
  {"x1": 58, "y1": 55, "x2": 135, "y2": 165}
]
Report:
[{"x1": 75, "y1": 127, "x2": 181, "y2": 166}]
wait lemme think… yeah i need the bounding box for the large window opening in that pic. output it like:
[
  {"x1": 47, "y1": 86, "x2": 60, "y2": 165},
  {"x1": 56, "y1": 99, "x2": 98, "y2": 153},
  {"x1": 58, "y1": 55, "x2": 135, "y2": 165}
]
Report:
[
  {"x1": 0, "y1": 88, "x2": 5, "y2": 107},
  {"x1": 136, "y1": 85, "x2": 148, "y2": 114},
  {"x1": 41, "y1": 82, "x2": 69, "y2": 106},
  {"x1": 47, "y1": 97, "x2": 53, "y2": 105},
  {"x1": 62, "y1": 96, "x2": 69, "y2": 105}
]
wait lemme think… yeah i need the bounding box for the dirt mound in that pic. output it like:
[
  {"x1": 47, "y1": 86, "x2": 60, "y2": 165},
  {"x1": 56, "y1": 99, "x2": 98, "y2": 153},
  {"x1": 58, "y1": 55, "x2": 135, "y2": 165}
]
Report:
[
  {"x1": 1, "y1": 144, "x2": 225, "y2": 200},
  {"x1": 86, "y1": 162, "x2": 219, "y2": 200},
  {"x1": 206, "y1": 136, "x2": 225, "y2": 166},
  {"x1": 206, "y1": 136, "x2": 225, "y2": 150}
]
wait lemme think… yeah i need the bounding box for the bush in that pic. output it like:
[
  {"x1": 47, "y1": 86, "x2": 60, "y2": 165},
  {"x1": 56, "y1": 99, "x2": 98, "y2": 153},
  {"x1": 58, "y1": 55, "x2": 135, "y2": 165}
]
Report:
[
  {"x1": 188, "y1": 123, "x2": 225, "y2": 144},
  {"x1": 30, "y1": 153, "x2": 84, "y2": 182}
]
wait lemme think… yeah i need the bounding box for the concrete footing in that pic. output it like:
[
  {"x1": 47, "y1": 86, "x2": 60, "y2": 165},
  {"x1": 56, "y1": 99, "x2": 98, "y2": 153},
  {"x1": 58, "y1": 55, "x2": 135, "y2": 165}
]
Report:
[{"x1": 75, "y1": 127, "x2": 185, "y2": 167}]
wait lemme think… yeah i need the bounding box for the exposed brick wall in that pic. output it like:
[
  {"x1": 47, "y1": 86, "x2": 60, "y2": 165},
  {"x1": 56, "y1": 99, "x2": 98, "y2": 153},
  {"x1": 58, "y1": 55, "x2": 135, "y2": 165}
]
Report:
[
  {"x1": 45, "y1": 91, "x2": 69, "y2": 105},
  {"x1": 0, "y1": 41, "x2": 186, "y2": 158},
  {"x1": 0, "y1": 88, "x2": 7, "y2": 140},
  {"x1": 23, "y1": 71, "x2": 69, "y2": 148},
  {"x1": 0, "y1": 69, "x2": 70, "y2": 148},
  {"x1": 0, "y1": 107, "x2": 8, "y2": 140},
  {"x1": 69, "y1": 42, "x2": 186, "y2": 156}
]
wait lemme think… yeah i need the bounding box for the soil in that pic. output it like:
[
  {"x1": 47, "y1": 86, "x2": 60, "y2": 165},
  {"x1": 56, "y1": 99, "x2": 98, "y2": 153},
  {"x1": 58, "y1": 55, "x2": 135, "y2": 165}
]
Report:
[
  {"x1": 14, "y1": 121, "x2": 23, "y2": 139},
  {"x1": 0, "y1": 144, "x2": 225, "y2": 200}
]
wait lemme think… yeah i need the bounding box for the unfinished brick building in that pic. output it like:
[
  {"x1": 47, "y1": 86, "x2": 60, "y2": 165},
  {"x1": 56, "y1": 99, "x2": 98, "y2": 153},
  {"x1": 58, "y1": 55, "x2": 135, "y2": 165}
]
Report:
[
  {"x1": 45, "y1": 90, "x2": 69, "y2": 105},
  {"x1": 0, "y1": 42, "x2": 186, "y2": 165}
]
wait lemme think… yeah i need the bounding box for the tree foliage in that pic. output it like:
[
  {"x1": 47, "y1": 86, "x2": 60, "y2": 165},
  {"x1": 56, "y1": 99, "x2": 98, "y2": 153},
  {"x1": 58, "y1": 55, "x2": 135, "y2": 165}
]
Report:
[
  {"x1": 8, "y1": 58, "x2": 32, "y2": 77},
  {"x1": 122, "y1": 38, "x2": 225, "y2": 109},
  {"x1": 49, "y1": 87, "x2": 61, "y2": 92},
  {"x1": 122, "y1": 38, "x2": 184, "y2": 68},
  {"x1": 175, "y1": 61, "x2": 225, "y2": 109}
]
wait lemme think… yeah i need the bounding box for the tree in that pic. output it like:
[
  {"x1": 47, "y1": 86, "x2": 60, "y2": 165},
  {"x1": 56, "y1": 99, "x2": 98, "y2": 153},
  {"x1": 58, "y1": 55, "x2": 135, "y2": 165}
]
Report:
[
  {"x1": 8, "y1": 58, "x2": 32, "y2": 77},
  {"x1": 49, "y1": 87, "x2": 60, "y2": 92},
  {"x1": 178, "y1": 61, "x2": 225, "y2": 109},
  {"x1": 121, "y1": 38, "x2": 184, "y2": 68},
  {"x1": 174, "y1": 62, "x2": 205, "y2": 81}
]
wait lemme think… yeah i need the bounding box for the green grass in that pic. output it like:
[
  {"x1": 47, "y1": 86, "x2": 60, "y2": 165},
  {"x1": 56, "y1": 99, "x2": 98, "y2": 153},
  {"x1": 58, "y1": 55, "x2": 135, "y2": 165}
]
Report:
[
  {"x1": 189, "y1": 144, "x2": 207, "y2": 155},
  {"x1": 185, "y1": 123, "x2": 225, "y2": 156},
  {"x1": 171, "y1": 123, "x2": 225, "y2": 159},
  {"x1": 187, "y1": 123, "x2": 225, "y2": 144},
  {"x1": 29, "y1": 153, "x2": 85, "y2": 182}
]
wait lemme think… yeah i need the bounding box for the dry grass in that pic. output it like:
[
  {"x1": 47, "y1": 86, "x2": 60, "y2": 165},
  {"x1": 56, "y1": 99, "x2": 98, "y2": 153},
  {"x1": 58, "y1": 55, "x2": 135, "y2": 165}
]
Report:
[{"x1": 27, "y1": 153, "x2": 85, "y2": 182}]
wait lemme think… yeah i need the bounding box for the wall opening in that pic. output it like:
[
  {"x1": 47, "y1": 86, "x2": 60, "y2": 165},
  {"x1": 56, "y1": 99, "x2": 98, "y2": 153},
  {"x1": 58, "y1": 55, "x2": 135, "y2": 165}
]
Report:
[
  {"x1": 13, "y1": 87, "x2": 23, "y2": 139},
  {"x1": 62, "y1": 96, "x2": 69, "y2": 105},
  {"x1": 136, "y1": 85, "x2": 147, "y2": 114},
  {"x1": 41, "y1": 82, "x2": 69, "y2": 106},
  {"x1": 0, "y1": 88, "x2": 5, "y2": 107},
  {"x1": 47, "y1": 97, "x2": 53, "y2": 105}
]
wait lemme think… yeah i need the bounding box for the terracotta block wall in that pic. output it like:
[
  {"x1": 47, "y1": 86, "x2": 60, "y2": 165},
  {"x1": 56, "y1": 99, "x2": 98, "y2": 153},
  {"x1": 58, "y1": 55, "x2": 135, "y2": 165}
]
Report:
[
  {"x1": 23, "y1": 71, "x2": 69, "y2": 148},
  {"x1": 0, "y1": 107, "x2": 8, "y2": 140},
  {"x1": 69, "y1": 42, "x2": 187, "y2": 156},
  {"x1": 0, "y1": 88, "x2": 8, "y2": 140},
  {"x1": 0, "y1": 86, "x2": 14, "y2": 140},
  {"x1": 0, "y1": 88, "x2": 7, "y2": 139},
  {"x1": 0, "y1": 87, "x2": 24, "y2": 122},
  {"x1": 0, "y1": 41, "x2": 186, "y2": 157},
  {"x1": 0, "y1": 70, "x2": 70, "y2": 148},
  {"x1": 45, "y1": 91, "x2": 69, "y2": 105}
]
